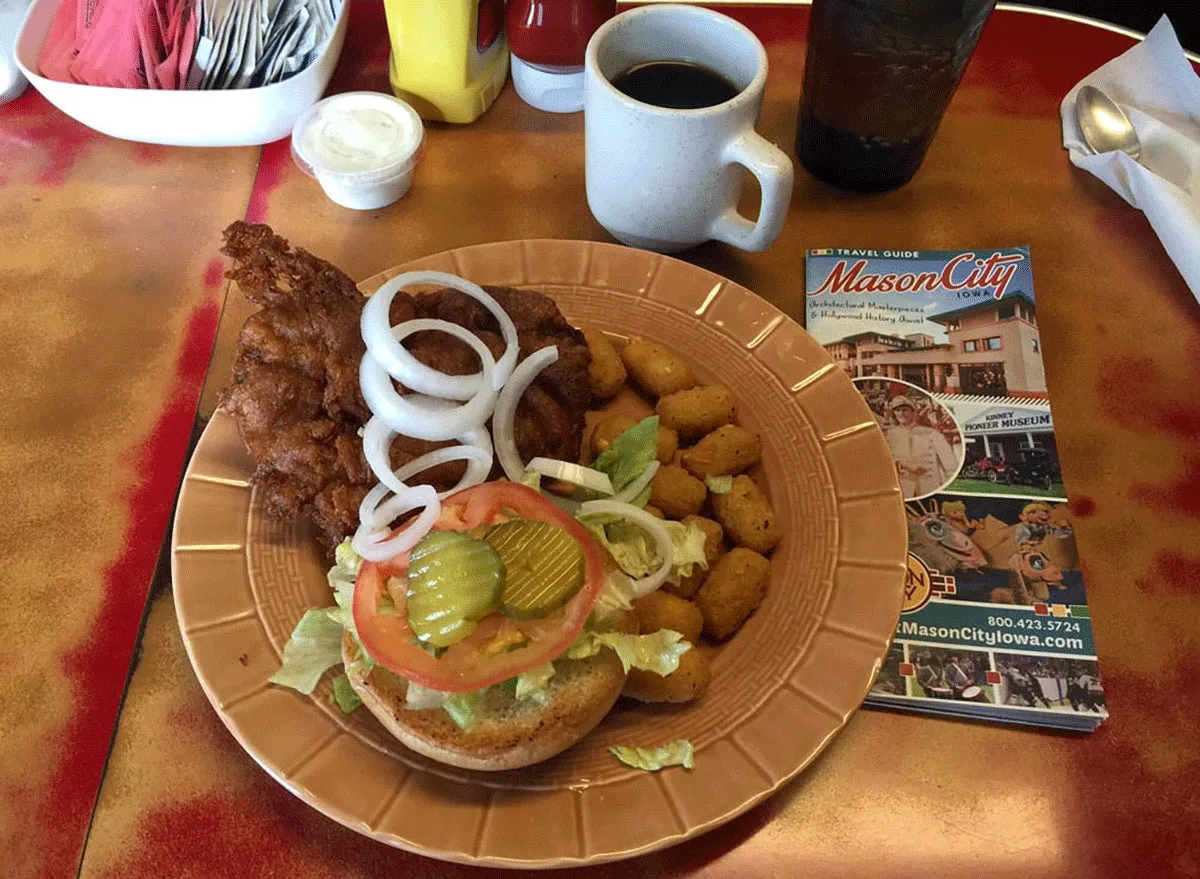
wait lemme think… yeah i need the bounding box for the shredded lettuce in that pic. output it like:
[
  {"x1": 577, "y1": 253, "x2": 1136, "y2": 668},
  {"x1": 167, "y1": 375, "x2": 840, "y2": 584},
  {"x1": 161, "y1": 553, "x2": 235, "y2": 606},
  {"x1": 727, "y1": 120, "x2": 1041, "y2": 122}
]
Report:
[
  {"x1": 326, "y1": 539, "x2": 364, "y2": 632},
  {"x1": 270, "y1": 544, "x2": 374, "y2": 700},
  {"x1": 595, "y1": 571, "x2": 636, "y2": 615},
  {"x1": 582, "y1": 516, "x2": 659, "y2": 578},
  {"x1": 581, "y1": 516, "x2": 709, "y2": 586},
  {"x1": 567, "y1": 629, "x2": 691, "y2": 676},
  {"x1": 331, "y1": 674, "x2": 361, "y2": 714},
  {"x1": 705, "y1": 475, "x2": 733, "y2": 494},
  {"x1": 521, "y1": 470, "x2": 543, "y2": 490},
  {"x1": 610, "y1": 741, "x2": 694, "y2": 771},
  {"x1": 515, "y1": 663, "x2": 556, "y2": 703},
  {"x1": 268, "y1": 607, "x2": 346, "y2": 695},
  {"x1": 665, "y1": 520, "x2": 708, "y2": 584},
  {"x1": 591, "y1": 416, "x2": 660, "y2": 496},
  {"x1": 329, "y1": 540, "x2": 363, "y2": 605},
  {"x1": 442, "y1": 692, "x2": 479, "y2": 730},
  {"x1": 404, "y1": 681, "x2": 446, "y2": 711}
]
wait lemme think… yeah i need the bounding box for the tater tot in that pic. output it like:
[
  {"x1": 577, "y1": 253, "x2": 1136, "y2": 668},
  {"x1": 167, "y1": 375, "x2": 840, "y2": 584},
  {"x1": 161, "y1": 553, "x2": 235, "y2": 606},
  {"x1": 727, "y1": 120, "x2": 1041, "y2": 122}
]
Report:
[
  {"x1": 632, "y1": 591, "x2": 704, "y2": 645},
  {"x1": 664, "y1": 515, "x2": 725, "y2": 599},
  {"x1": 711, "y1": 475, "x2": 782, "y2": 554},
  {"x1": 696, "y1": 548, "x2": 771, "y2": 640},
  {"x1": 621, "y1": 338, "x2": 697, "y2": 398},
  {"x1": 644, "y1": 504, "x2": 666, "y2": 519},
  {"x1": 656, "y1": 385, "x2": 735, "y2": 440},
  {"x1": 590, "y1": 415, "x2": 679, "y2": 464},
  {"x1": 581, "y1": 327, "x2": 627, "y2": 398},
  {"x1": 650, "y1": 465, "x2": 707, "y2": 519},
  {"x1": 682, "y1": 425, "x2": 762, "y2": 479},
  {"x1": 622, "y1": 646, "x2": 711, "y2": 703}
]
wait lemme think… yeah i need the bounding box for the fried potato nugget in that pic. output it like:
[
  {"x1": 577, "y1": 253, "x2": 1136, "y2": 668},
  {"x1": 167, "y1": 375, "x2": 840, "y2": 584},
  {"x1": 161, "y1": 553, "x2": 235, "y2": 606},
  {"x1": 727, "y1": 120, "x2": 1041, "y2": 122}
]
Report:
[
  {"x1": 632, "y1": 591, "x2": 703, "y2": 645},
  {"x1": 590, "y1": 414, "x2": 678, "y2": 464},
  {"x1": 644, "y1": 505, "x2": 666, "y2": 519},
  {"x1": 711, "y1": 475, "x2": 782, "y2": 554},
  {"x1": 682, "y1": 424, "x2": 762, "y2": 479},
  {"x1": 663, "y1": 515, "x2": 725, "y2": 599},
  {"x1": 621, "y1": 338, "x2": 697, "y2": 398},
  {"x1": 622, "y1": 646, "x2": 711, "y2": 703},
  {"x1": 696, "y1": 548, "x2": 771, "y2": 640},
  {"x1": 650, "y1": 464, "x2": 707, "y2": 519},
  {"x1": 656, "y1": 385, "x2": 735, "y2": 440},
  {"x1": 581, "y1": 327, "x2": 626, "y2": 398}
]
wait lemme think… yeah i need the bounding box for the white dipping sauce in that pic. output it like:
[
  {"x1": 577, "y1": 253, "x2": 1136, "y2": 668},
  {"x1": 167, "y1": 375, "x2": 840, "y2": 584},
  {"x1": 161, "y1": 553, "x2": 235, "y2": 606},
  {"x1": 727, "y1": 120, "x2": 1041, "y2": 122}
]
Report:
[{"x1": 292, "y1": 92, "x2": 424, "y2": 210}]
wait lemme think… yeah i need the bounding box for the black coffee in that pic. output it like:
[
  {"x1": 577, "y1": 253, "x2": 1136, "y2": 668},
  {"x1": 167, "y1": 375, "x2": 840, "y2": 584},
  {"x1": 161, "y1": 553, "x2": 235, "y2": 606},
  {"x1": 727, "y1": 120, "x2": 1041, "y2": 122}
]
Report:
[{"x1": 610, "y1": 61, "x2": 740, "y2": 110}]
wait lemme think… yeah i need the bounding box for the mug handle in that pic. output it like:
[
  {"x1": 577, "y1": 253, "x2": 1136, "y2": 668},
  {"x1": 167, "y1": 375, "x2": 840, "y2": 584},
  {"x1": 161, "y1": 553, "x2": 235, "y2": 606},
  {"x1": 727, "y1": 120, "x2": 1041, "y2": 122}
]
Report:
[{"x1": 708, "y1": 131, "x2": 795, "y2": 252}]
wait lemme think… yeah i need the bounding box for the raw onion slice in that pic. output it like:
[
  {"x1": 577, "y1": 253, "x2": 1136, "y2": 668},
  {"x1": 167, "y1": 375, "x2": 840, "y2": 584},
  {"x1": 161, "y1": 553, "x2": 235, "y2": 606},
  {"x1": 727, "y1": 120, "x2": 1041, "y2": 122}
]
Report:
[
  {"x1": 360, "y1": 345, "x2": 497, "y2": 441},
  {"x1": 353, "y1": 484, "x2": 440, "y2": 562},
  {"x1": 612, "y1": 460, "x2": 660, "y2": 505},
  {"x1": 361, "y1": 271, "x2": 519, "y2": 397},
  {"x1": 493, "y1": 346, "x2": 559, "y2": 482},
  {"x1": 394, "y1": 446, "x2": 493, "y2": 498},
  {"x1": 526, "y1": 457, "x2": 614, "y2": 495},
  {"x1": 362, "y1": 410, "x2": 494, "y2": 499},
  {"x1": 578, "y1": 499, "x2": 675, "y2": 597}
]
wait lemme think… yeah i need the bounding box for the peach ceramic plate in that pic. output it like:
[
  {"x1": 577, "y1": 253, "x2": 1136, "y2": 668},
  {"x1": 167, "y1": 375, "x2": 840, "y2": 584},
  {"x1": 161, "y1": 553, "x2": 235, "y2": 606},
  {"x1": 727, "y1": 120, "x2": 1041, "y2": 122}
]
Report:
[{"x1": 171, "y1": 239, "x2": 907, "y2": 868}]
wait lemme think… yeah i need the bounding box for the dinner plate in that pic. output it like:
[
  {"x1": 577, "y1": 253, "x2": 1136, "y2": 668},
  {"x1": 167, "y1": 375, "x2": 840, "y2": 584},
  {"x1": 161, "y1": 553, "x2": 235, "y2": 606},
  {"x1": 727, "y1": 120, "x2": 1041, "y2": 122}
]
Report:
[{"x1": 172, "y1": 239, "x2": 907, "y2": 867}]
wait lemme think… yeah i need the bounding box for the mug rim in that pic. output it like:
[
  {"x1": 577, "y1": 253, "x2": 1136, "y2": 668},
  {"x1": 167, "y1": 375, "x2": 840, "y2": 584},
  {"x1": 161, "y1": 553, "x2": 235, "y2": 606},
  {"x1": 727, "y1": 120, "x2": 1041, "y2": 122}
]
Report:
[{"x1": 584, "y1": 4, "x2": 769, "y2": 117}]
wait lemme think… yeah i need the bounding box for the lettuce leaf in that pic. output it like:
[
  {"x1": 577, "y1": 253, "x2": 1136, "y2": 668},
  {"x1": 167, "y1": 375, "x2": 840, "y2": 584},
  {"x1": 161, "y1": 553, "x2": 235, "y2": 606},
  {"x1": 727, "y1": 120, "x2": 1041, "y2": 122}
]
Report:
[
  {"x1": 591, "y1": 416, "x2": 660, "y2": 494},
  {"x1": 442, "y1": 692, "x2": 479, "y2": 730},
  {"x1": 582, "y1": 517, "x2": 659, "y2": 578},
  {"x1": 404, "y1": 681, "x2": 446, "y2": 711},
  {"x1": 329, "y1": 540, "x2": 363, "y2": 603},
  {"x1": 595, "y1": 571, "x2": 635, "y2": 615},
  {"x1": 515, "y1": 663, "x2": 556, "y2": 703},
  {"x1": 581, "y1": 517, "x2": 709, "y2": 586},
  {"x1": 705, "y1": 475, "x2": 733, "y2": 494},
  {"x1": 331, "y1": 674, "x2": 361, "y2": 714},
  {"x1": 567, "y1": 629, "x2": 691, "y2": 675},
  {"x1": 610, "y1": 741, "x2": 694, "y2": 771},
  {"x1": 665, "y1": 520, "x2": 708, "y2": 583},
  {"x1": 268, "y1": 607, "x2": 346, "y2": 695}
]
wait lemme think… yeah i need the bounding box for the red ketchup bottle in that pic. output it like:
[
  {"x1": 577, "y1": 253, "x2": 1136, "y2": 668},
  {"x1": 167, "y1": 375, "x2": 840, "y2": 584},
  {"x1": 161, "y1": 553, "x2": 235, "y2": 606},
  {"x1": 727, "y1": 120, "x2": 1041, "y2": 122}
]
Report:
[{"x1": 507, "y1": 0, "x2": 617, "y2": 113}]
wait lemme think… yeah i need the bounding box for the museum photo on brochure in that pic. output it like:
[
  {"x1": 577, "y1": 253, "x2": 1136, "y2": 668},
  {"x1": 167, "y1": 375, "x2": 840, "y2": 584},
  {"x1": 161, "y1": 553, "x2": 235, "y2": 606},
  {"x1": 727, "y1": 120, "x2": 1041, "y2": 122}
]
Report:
[
  {"x1": 806, "y1": 246, "x2": 1065, "y2": 501},
  {"x1": 807, "y1": 247, "x2": 1106, "y2": 731}
]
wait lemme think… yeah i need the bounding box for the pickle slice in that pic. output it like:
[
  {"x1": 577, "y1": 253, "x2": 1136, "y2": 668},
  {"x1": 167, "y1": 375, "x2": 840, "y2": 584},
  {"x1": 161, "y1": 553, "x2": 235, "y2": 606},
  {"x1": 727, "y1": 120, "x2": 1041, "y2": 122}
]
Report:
[
  {"x1": 406, "y1": 531, "x2": 504, "y2": 648},
  {"x1": 485, "y1": 521, "x2": 584, "y2": 619}
]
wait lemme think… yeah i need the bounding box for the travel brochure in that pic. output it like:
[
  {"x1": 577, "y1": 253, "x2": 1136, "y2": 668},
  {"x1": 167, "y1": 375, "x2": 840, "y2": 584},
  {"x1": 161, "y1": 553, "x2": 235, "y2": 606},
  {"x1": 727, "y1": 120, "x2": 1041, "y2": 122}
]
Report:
[{"x1": 805, "y1": 247, "x2": 1106, "y2": 732}]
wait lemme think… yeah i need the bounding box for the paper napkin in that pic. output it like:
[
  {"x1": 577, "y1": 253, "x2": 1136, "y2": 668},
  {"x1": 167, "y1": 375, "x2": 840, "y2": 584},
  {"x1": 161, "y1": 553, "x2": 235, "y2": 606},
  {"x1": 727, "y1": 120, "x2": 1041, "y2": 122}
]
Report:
[{"x1": 1060, "y1": 16, "x2": 1200, "y2": 302}]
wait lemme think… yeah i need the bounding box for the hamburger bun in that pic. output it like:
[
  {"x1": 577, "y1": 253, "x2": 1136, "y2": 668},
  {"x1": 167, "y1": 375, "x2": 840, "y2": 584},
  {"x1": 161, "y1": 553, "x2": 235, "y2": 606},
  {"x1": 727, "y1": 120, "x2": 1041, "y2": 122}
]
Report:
[{"x1": 342, "y1": 613, "x2": 634, "y2": 771}]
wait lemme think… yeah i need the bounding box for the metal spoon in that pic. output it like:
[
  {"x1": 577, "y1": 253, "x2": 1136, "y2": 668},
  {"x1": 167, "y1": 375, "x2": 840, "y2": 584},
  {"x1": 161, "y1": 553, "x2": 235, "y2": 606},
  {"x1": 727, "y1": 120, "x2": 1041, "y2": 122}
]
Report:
[{"x1": 1076, "y1": 85, "x2": 1142, "y2": 160}]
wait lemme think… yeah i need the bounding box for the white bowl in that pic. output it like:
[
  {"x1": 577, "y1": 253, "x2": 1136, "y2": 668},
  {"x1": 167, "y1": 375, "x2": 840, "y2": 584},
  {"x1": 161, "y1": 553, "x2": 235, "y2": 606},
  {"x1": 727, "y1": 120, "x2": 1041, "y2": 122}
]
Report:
[{"x1": 14, "y1": 0, "x2": 349, "y2": 147}]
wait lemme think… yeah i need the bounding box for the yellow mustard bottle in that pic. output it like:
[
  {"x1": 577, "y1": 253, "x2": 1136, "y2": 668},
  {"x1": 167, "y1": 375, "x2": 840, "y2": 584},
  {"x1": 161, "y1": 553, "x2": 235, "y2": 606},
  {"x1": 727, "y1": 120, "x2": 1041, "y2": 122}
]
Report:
[{"x1": 383, "y1": 0, "x2": 509, "y2": 124}]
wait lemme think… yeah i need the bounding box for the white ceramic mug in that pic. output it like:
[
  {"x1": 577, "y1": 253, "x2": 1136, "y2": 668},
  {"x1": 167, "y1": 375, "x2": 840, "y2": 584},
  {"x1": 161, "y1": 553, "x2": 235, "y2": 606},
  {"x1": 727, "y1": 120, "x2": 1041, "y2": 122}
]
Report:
[{"x1": 584, "y1": 4, "x2": 793, "y2": 253}]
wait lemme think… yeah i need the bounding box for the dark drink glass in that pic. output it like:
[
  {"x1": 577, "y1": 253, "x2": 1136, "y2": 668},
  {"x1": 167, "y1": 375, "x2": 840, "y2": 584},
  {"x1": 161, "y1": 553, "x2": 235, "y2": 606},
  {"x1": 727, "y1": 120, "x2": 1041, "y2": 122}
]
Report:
[{"x1": 797, "y1": 0, "x2": 997, "y2": 192}]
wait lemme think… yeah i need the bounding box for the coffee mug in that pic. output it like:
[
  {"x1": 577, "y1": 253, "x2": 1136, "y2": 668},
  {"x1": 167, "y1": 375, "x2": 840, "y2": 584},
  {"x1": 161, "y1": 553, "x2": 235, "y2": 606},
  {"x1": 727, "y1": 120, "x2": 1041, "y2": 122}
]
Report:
[{"x1": 584, "y1": 5, "x2": 793, "y2": 253}]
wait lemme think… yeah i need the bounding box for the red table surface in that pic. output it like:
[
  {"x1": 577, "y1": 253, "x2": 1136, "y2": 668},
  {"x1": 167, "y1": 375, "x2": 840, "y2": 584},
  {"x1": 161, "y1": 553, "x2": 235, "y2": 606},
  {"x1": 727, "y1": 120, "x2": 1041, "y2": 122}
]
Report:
[{"x1": 1, "y1": 4, "x2": 1198, "y2": 879}]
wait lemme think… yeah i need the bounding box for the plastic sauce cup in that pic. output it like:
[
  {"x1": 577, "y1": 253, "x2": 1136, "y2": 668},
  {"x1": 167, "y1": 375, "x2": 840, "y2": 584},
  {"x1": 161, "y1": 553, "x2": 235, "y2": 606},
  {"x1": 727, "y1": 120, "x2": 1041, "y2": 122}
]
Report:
[{"x1": 291, "y1": 91, "x2": 424, "y2": 210}]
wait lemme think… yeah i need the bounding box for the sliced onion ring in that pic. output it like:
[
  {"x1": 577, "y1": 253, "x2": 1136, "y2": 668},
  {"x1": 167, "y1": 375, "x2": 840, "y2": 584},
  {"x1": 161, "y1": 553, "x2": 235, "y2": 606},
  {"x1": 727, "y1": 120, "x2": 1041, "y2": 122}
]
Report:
[
  {"x1": 526, "y1": 457, "x2": 614, "y2": 495},
  {"x1": 494, "y1": 346, "x2": 559, "y2": 482},
  {"x1": 613, "y1": 460, "x2": 660, "y2": 505},
  {"x1": 353, "y1": 484, "x2": 440, "y2": 562},
  {"x1": 362, "y1": 271, "x2": 519, "y2": 397},
  {"x1": 362, "y1": 410, "x2": 494, "y2": 499},
  {"x1": 360, "y1": 345, "x2": 497, "y2": 441},
  {"x1": 578, "y1": 499, "x2": 674, "y2": 597}
]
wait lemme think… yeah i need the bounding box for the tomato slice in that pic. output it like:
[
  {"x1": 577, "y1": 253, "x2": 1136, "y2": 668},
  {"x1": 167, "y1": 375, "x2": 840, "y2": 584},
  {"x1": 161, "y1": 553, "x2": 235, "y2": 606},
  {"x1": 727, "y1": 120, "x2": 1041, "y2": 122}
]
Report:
[{"x1": 352, "y1": 482, "x2": 607, "y2": 692}]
